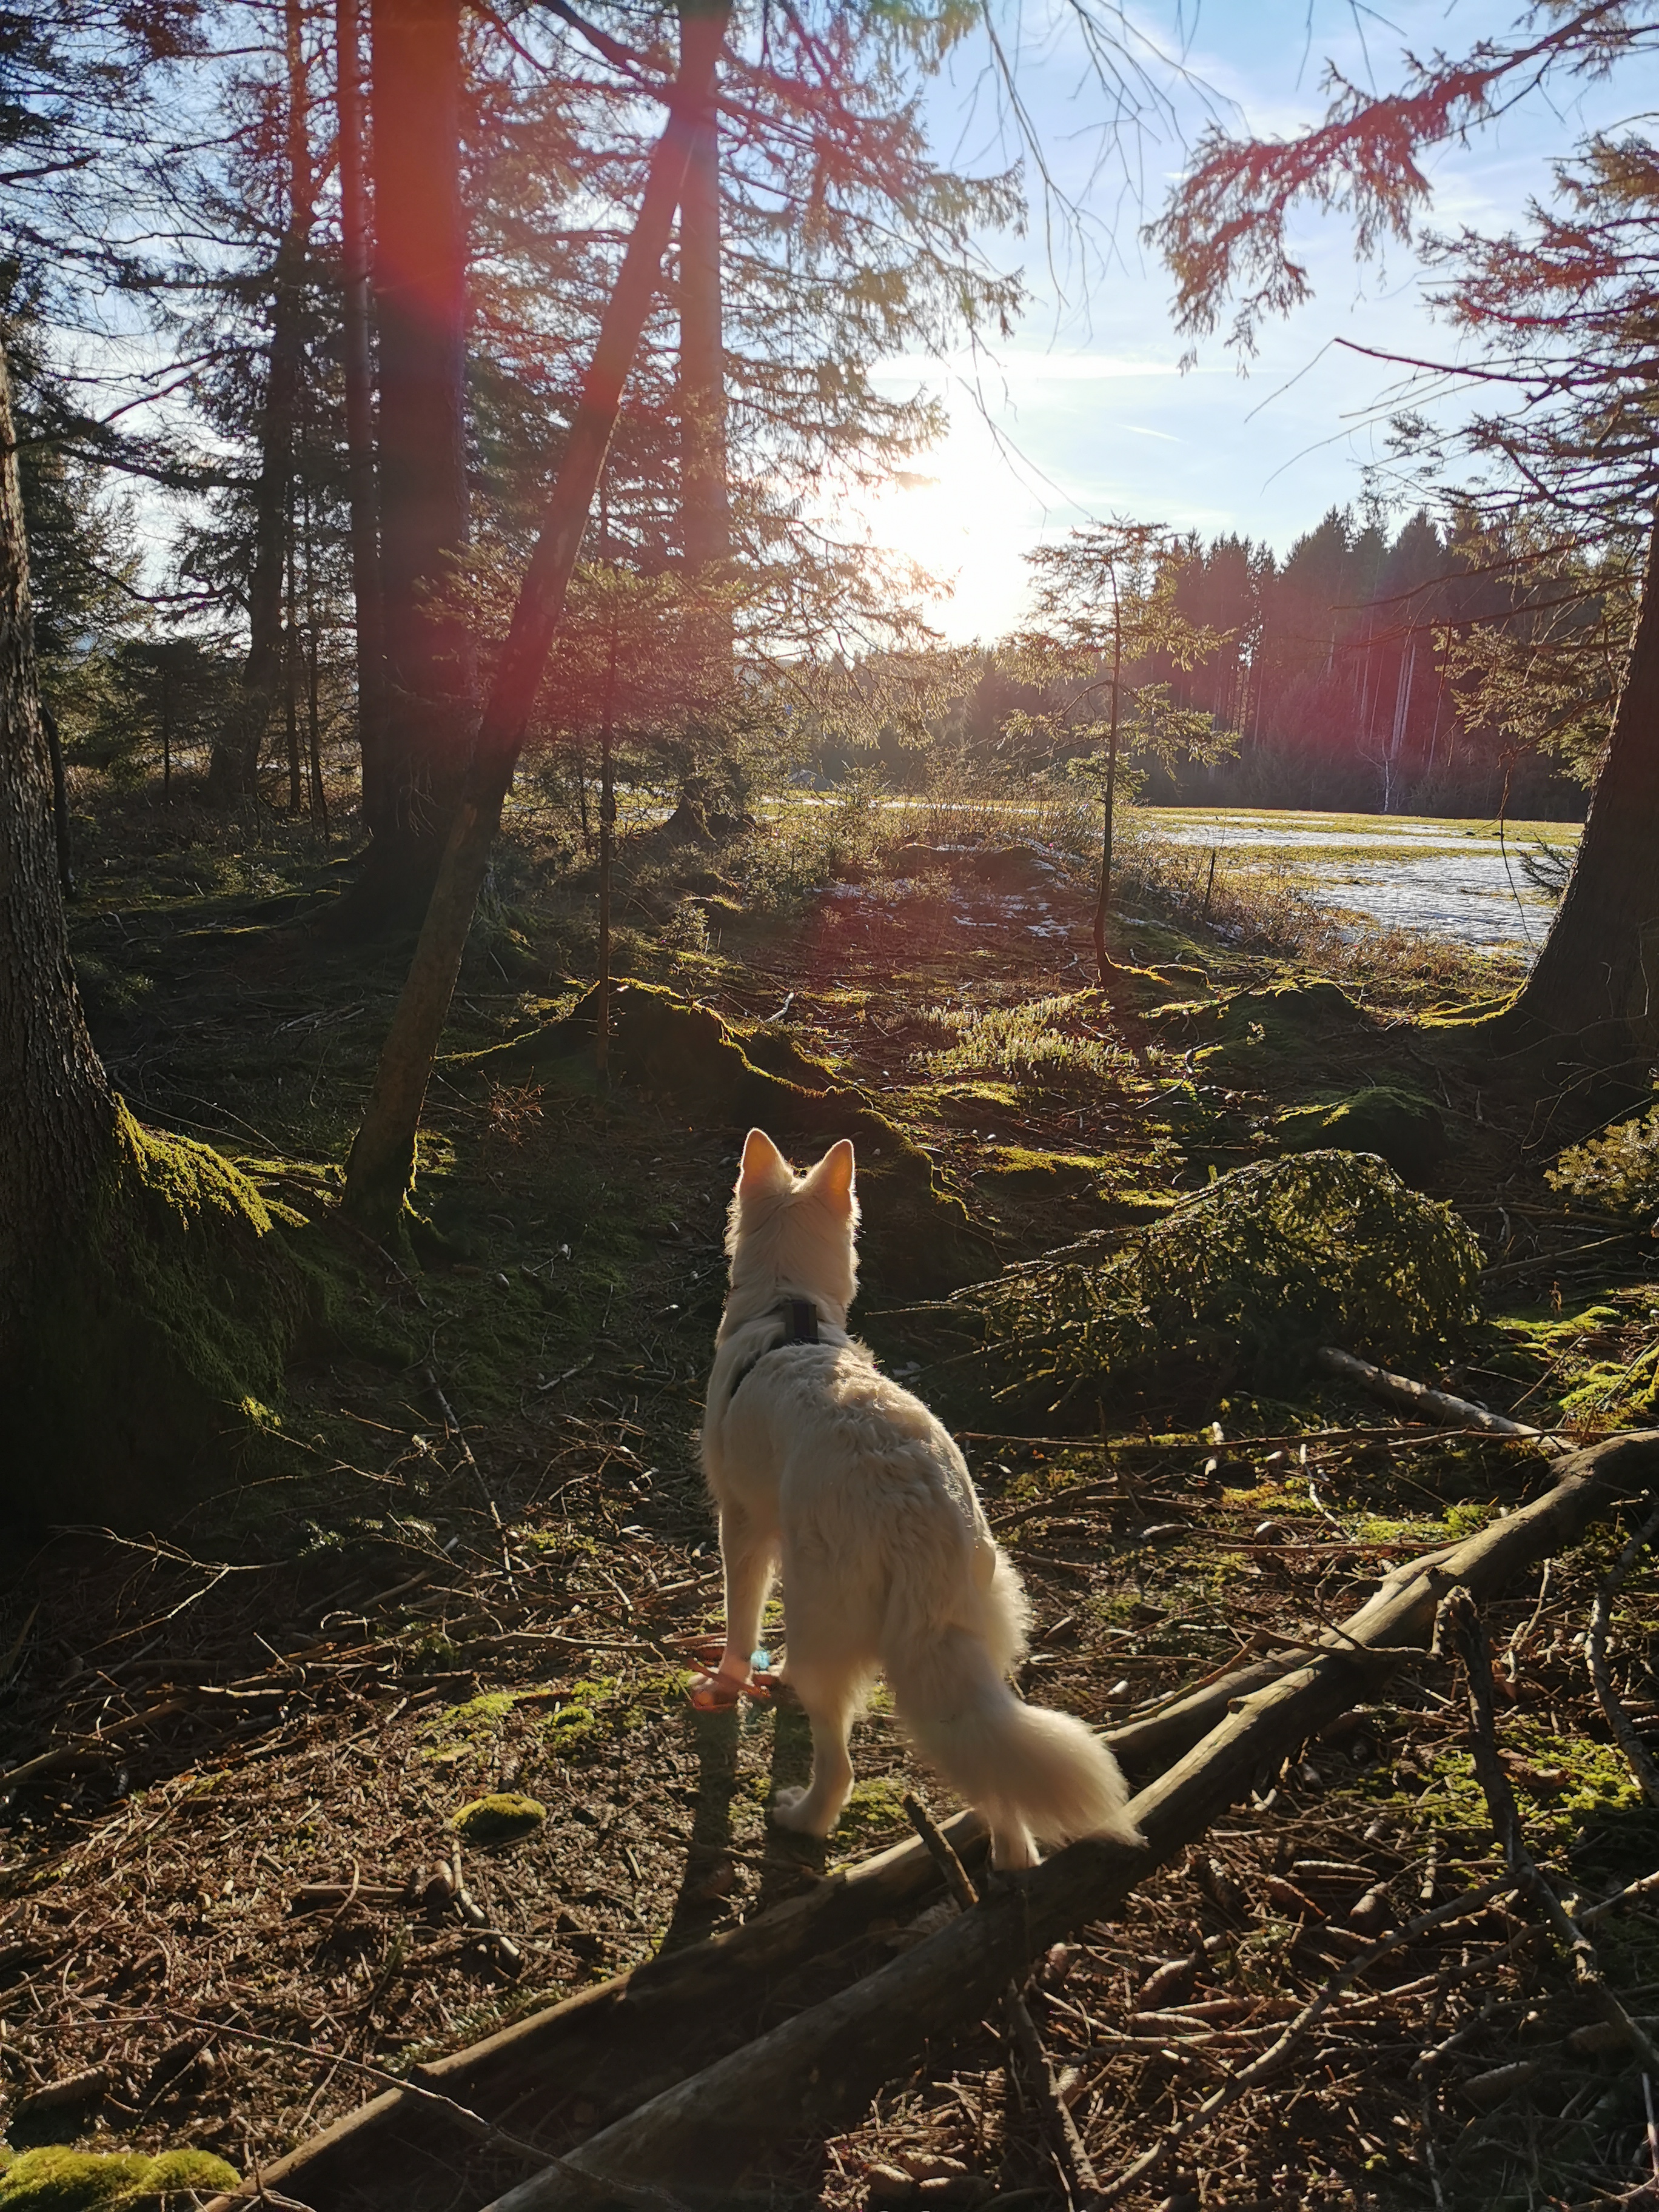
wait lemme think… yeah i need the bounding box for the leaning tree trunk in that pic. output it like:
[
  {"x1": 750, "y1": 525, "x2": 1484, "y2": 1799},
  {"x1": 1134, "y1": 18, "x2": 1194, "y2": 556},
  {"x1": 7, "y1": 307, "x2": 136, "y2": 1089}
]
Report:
[
  {"x1": 342, "y1": 1, "x2": 732, "y2": 1233},
  {"x1": 204, "y1": 0, "x2": 315, "y2": 806},
  {"x1": 335, "y1": 0, "x2": 387, "y2": 833},
  {"x1": 0, "y1": 340, "x2": 116, "y2": 1365},
  {"x1": 673, "y1": 49, "x2": 731, "y2": 825},
  {"x1": 1506, "y1": 515, "x2": 1659, "y2": 1056},
  {"x1": 678, "y1": 65, "x2": 730, "y2": 597},
  {"x1": 333, "y1": 0, "x2": 472, "y2": 926}
]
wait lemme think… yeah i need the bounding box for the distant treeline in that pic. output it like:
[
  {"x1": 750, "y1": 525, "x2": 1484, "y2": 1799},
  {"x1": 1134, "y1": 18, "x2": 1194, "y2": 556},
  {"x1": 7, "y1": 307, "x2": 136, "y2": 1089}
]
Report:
[{"x1": 963, "y1": 506, "x2": 1621, "y2": 820}]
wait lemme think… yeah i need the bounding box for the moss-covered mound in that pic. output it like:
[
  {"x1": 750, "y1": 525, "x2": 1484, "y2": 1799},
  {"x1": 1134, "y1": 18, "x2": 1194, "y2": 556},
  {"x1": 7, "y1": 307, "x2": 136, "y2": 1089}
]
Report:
[
  {"x1": 467, "y1": 979, "x2": 980, "y2": 1289},
  {"x1": 1152, "y1": 977, "x2": 1370, "y2": 1078},
  {"x1": 0, "y1": 2146, "x2": 240, "y2": 2208},
  {"x1": 957, "y1": 1149, "x2": 1484, "y2": 1403},
  {"x1": 452, "y1": 1791, "x2": 546, "y2": 1843},
  {"x1": 1274, "y1": 1085, "x2": 1447, "y2": 1185},
  {"x1": 11, "y1": 1102, "x2": 309, "y2": 1528}
]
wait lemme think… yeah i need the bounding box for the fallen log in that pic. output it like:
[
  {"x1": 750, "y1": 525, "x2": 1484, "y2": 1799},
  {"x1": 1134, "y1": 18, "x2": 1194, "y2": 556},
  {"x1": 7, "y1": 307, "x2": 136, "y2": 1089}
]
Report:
[
  {"x1": 1316, "y1": 1344, "x2": 1566, "y2": 1452},
  {"x1": 480, "y1": 1429, "x2": 1659, "y2": 2212}
]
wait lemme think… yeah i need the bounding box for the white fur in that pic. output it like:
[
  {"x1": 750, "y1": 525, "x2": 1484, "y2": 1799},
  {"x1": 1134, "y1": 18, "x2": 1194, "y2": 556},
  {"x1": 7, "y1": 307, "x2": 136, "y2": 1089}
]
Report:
[{"x1": 701, "y1": 1128, "x2": 1141, "y2": 1869}]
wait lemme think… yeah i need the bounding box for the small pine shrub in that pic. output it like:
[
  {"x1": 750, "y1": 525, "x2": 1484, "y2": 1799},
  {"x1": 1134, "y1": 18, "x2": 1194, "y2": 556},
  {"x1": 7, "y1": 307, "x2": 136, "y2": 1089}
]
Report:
[
  {"x1": 1547, "y1": 1106, "x2": 1659, "y2": 1221},
  {"x1": 959, "y1": 1150, "x2": 1484, "y2": 1396}
]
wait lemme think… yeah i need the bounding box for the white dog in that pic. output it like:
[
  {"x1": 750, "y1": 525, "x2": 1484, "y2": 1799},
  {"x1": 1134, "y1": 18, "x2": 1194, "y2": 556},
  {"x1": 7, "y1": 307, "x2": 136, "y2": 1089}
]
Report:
[{"x1": 699, "y1": 1127, "x2": 1140, "y2": 1870}]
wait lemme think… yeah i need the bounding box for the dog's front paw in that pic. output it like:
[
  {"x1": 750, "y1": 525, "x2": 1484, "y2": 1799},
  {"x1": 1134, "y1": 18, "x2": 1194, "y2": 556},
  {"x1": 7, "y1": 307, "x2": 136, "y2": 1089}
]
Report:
[{"x1": 771, "y1": 1785, "x2": 833, "y2": 1837}]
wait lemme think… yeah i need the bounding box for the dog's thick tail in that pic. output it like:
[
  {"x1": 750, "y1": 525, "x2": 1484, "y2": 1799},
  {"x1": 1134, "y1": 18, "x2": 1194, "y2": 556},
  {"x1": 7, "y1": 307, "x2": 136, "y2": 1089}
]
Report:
[{"x1": 888, "y1": 1626, "x2": 1141, "y2": 1865}]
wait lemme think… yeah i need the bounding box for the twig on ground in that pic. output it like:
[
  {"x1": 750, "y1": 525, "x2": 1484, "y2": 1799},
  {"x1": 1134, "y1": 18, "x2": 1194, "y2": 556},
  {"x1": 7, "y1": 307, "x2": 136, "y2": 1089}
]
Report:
[
  {"x1": 1316, "y1": 1347, "x2": 1566, "y2": 1452},
  {"x1": 1436, "y1": 1584, "x2": 1659, "y2": 2076},
  {"x1": 1090, "y1": 1879, "x2": 1513, "y2": 2204},
  {"x1": 1587, "y1": 1496, "x2": 1659, "y2": 1812},
  {"x1": 421, "y1": 1363, "x2": 515, "y2": 1590},
  {"x1": 901, "y1": 1793, "x2": 1099, "y2": 2201}
]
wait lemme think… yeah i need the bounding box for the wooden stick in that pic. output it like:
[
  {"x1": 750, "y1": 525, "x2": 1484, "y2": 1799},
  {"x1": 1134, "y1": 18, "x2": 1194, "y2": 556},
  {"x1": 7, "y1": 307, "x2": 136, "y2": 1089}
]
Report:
[
  {"x1": 1316, "y1": 1346, "x2": 1566, "y2": 1452},
  {"x1": 1586, "y1": 1494, "x2": 1659, "y2": 1811},
  {"x1": 899, "y1": 1794, "x2": 1100, "y2": 2199}
]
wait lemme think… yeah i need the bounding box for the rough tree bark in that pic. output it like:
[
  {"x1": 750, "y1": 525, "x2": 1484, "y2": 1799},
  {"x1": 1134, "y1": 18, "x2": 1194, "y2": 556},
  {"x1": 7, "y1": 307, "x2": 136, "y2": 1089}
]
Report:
[
  {"x1": 341, "y1": 1, "x2": 731, "y2": 1233},
  {"x1": 1504, "y1": 514, "x2": 1659, "y2": 1057},
  {"x1": 678, "y1": 62, "x2": 729, "y2": 588},
  {"x1": 2, "y1": 343, "x2": 306, "y2": 1526},
  {"x1": 334, "y1": 0, "x2": 386, "y2": 829},
  {"x1": 204, "y1": 0, "x2": 316, "y2": 806},
  {"x1": 0, "y1": 340, "x2": 116, "y2": 1364},
  {"x1": 333, "y1": 0, "x2": 472, "y2": 925}
]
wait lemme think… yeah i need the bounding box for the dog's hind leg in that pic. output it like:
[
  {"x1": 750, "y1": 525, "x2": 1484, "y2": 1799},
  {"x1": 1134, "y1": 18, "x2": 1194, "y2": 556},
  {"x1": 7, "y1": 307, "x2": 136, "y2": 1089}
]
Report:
[
  {"x1": 771, "y1": 1660, "x2": 859, "y2": 1837},
  {"x1": 715, "y1": 1504, "x2": 777, "y2": 1686}
]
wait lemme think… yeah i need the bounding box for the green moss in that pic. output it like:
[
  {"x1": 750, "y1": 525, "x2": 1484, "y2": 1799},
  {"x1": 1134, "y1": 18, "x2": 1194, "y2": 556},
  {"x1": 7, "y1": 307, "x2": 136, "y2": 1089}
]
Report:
[
  {"x1": 965, "y1": 1150, "x2": 1484, "y2": 1396},
  {"x1": 453, "y1": 1792, "x2": 546, "y2": 1843},
  {"x1": 1158, "y1": 979, "x2": 1370, "y2": 1078},
  {"x1": 832, "y1": 1775, "x2": 910, "y2": 1842},
  {"x1": 1414, "y1": 1725, "x2": 1645, "y2": 1849},
  {"x1": 0, "y1": 2147, "x2": 240, "y2": 2207},
  {"x1": 10, "y1": 1101, "x2": 311, "y2": 1527},
  {"x1": 980, "y1": 1147, "x2": 1105, "y2": 1193},
  {"x1": 1274, "y1": 1086, "x2": 1447, "y2": 1185},
  {"x1": 466, "y1": 979, "x2": 977, "y2": 1290}
]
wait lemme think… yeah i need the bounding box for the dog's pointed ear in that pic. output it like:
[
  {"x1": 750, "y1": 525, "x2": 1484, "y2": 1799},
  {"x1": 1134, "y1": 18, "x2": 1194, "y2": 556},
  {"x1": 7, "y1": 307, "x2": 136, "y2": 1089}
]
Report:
[
  {"x1": 737, "y1": 1128, "x2": 793, "y2": 1202},
  {"x1": 804, "y1": 1138, "x2": 856, "y2": 1219}
]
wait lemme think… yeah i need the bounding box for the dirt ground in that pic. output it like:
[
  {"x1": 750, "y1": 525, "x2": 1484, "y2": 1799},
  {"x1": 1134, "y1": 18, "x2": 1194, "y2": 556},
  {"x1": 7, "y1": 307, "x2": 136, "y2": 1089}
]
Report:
[{"x1": 3, "y1": 781, "x2": 1658, "y2": 2212}]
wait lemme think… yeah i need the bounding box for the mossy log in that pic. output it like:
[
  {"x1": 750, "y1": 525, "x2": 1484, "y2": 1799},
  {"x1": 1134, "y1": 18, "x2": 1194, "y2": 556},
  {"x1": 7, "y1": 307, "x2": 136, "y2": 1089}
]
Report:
[
  {"x1": 468, "y1": 978, "x2": 984, "y2": 1290},
  {"x1": 10, "y1": 1102, "x2": 309, "y2": 1527}
]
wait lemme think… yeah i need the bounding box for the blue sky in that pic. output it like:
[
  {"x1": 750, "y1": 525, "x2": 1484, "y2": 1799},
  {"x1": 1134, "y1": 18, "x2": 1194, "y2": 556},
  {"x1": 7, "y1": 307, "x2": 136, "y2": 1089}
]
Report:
[{"x1": 860, "y1": 1, "x2": 1659, "y2": 640}]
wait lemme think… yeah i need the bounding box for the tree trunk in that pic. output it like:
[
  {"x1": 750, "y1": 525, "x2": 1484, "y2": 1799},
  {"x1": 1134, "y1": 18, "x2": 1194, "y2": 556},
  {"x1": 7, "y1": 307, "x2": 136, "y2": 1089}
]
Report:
[
  {"x1": 341, "y1": 1, "x2": 731, "y2": 1234},
  {"x1": 337, "y1": 0, "x2": 471, "y2": 924},
  {"x1": 335, "y1": 0, "x2": 386, "y2": 834},
  {"x1": 1093, "y1": 624, "x2": 1121, "y2": 983},
  {"x1": 1507, "y1": 515, "x2": 1659, "y2": 1054},
  {"x1": 678, "y1": 67, "x2": 729, "y2": 586},
  {"x1": 2, "y1": 351, "x2": 309, "y2": 1529},
  {"x1": 41, "y1": 698, "x2": 73, "y2": 896},
  {"x1": 0, "y1": 340, "x2": 116, "y2": 1366},
  {"x1": 677, "y1": 47, "x2": 731, "y2": 816},
  {"x1": 595, "y1": 618, "x2": 617, "y2": 1078},
  {"x1": 204, "y1": 0, "x2": 315, "y2": 806}
]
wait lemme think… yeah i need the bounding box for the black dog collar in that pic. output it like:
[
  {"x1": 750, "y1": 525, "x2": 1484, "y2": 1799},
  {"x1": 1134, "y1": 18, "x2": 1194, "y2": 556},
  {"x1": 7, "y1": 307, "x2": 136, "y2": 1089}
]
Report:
[{"x1": 726, "y1": 1298, "x2": 822, "y2": 1401}]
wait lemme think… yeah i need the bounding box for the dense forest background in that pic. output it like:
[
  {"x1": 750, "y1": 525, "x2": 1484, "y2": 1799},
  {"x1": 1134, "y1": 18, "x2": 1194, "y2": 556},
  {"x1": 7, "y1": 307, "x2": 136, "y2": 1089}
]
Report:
[{"x1": 4, "y1": 0, "x2": 1617, "y2": 840}]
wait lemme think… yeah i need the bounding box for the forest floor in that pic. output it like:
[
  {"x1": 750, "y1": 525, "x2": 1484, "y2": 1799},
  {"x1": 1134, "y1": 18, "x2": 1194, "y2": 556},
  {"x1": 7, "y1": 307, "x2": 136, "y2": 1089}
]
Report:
[{"x1": 2, "y1": 768, "x2": 1658, "y2": 2212}]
